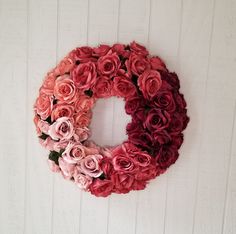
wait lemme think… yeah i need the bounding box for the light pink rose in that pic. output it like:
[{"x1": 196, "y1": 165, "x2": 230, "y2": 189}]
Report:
[
  {"x1": 58, "y1": 157, "x2": 76, "y2": 180},
  {"x1": 73, "y1": 111, "x2": 92, "y2": 128},
  {"x1": 72, "y1": 62, "x2": 97, "y2": 90},
  {"x1": 74, "y1": 95, "x2": 95, "y2": 112},
  {"x1": 73, "y1": 169, "x2": 92, "y2": 190},
  {"x1": 78, "y1": 154, "x2": 103, "y2": 178},
  {"x1": 54, "y1": 75, "x2": 77, "y2": 103},
  {"x1": 39, "y1": 137, "x2": 56, "y2": 151},
  {"x1": 92, "y1": 76, "x2": 113, "y2": 98},
  {"x1": 138, "y1": 70, "x2": 162, "y2": 100},
  {"x1": 51, "y1": 103, "x2": 74, "y2": 121},
  {"x1": 48, "y1": 159, "x2": 60, "y2": 173},
  {"x1": 74, "y1": 127, "x2": 91, "y2": 142},
  {"x1": 40, "y1": 74, "x2": 56, "y2": 95},
  {"x1": 34, "y1": 93, "x2": 53, "y2": 120},
  {"x1": 97, "y1": 51, "x2": 120, "y2": 77},
  {"x1": 62, "y1": 142, "x2": 86, "y2": 164},
  {"x1": 37, "y1": 119, "x2": 50, "y2": 134},
  {"x1": 48, "y1": 117, "x2": 74, "y2": 140}
]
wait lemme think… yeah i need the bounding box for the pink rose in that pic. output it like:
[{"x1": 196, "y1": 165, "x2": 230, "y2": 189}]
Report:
[
  {"x1": 111, "y1": 172, "x2": 134, "y2": 194},
  {"x1": 72, "y1": 62, "x2": 97, "y2": 90},
  {"x1": 92, "y1": 76, "x2": 113, "y2": 98},
  {"x1": 73, "y1": 111, "x2": 92, "y2": 128},
  {"x1": 126, "y1": 53, "x2": 150, "y2": 76},
  {"x1": 97, "y1": 51, "x2": 120, "y2": 77},
  {"x1": 54, "y1": 75, "x2": 77, "y2": 103},
  {"x1": 40, "y1": 74, "x2": 56, "y2": 95},
  {"x1": 34, "y1": 93, "x2": 53, "y2": 120},
  {"x1": 132, "y1": 152, "x2": 152, "y2": 167},
  {"x1": 130, "y1": 41, "x2": 148, "y2": 56},
  {"x1": 48, "y1": 117, "x2": 74, "y2": 140},
  {"x1": 62, "y1": 142, "x2": 86, "y2": 164},
  {"x1": 149, "y1": 56, "x2": 167, "y2": 71},
  {"x1": 138, "y1": 70, "x2": 162, "y2": 100},
  {"x1": 72, "y1": 46, "x2": 94, "y2": 63},
  {"x1": 78, "y1": 154, "x2": 103, "y2": 178},
  {"x1": 112, "y1": 43, "x2": 130, "y2": 58},
  {"x1": 113, "y1": 75, "x2": 137, "y2": 99},
  {"x1": 48, "y1": 159, "x2": 60, "y2": 173},
  {"x1": 51, "y1": 103, "x2": 74, "y2": 121},
  {"x1": 74, "y1": 95, "x2": 95, "y2": 112},
  {"x1": 58, "y1": 157, "x2": 76, "y2": 179},
  {"x1": 135, "y1": 164, "x2": 157, "y2": 181},
  {"x1": 89, "y1": 179, "x2": 114, "y2": 197},
  {"x1": 93, "y1": 44, "x2": 111, "y2": 57},
  {"x1": 73, "y1": 169, "x2": 92, "y2": 190}
]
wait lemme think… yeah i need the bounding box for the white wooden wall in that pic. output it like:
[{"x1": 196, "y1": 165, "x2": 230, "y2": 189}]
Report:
[{"x1": 0, "y1": 0, "x2": 236, "y2": 233}]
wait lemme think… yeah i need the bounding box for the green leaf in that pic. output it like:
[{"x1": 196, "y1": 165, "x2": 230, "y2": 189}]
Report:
[
  {"x1": 48, "y1": 151, "x2": 62, "y2": 165},
  {"x1": 39, "y1": 133, "x2": 49, "y2": 140}
]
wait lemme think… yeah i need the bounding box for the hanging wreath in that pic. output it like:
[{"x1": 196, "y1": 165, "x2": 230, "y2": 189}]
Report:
[{"x1": 34, "y1": 41, "x2": 189, "y2": 197}]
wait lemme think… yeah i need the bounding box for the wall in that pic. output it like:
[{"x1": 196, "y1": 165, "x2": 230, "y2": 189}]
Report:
[{"x1": 0, "y1": 0, "x2": 236, "y2": 234}]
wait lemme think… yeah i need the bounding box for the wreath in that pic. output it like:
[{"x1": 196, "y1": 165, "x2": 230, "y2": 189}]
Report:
[{"x1": 34, "y1": 41, "x2": 189, "y2": 197}]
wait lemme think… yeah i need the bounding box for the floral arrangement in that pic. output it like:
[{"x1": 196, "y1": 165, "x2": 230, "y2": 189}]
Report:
[{"x1": 34, "y1": 41, "x2": 189, "y2": 197}]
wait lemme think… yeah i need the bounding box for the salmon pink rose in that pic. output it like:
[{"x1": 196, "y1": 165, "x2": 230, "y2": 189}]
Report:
[
  {"x1": 92, "y1": 76, "x2": 113, "y2": 98},
  {"x1": 72, "y1": 46, "x2": 94, "y2": 63},
  {"x1": 48, "y1": 117, "x2": 74, "y2": 140},
  {"x1": 54, "y1": 75, "x2": 77, "y2": 103},
  {"x1": 34, "y1": 93, "x2": 53, "y2": 120},
  {"x1": 130, "y1": 41, "x2": 148, "y2": 56},
  {"x1": 74, "y1": 95, "x2": 95, "y2": 112},
  {"x1": 40, "y1": 74, "x2": 56, "y2": 95},
  {"x1": 93, "y1": 44, "x2": 110, "y2": 57},
  {"x1": 138, "y1": 70, "x2": 162, "y2": 100},
  {"x1": 54, "y1": 56, "x2": 75, "y2": 76},
  {"x1": 73, "y1": 111, "x2": 92, "y2": 128},
  {"x1": 51, "y1": 103, "x2": 74, "y2": 121},
  {"x1": 72, "y1": 62, "x2": 97, "y2": 90}
]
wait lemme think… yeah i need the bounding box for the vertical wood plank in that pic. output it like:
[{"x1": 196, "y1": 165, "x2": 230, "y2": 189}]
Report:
[
  {"x1": 0, "y1": 0, "x2": 28, "y2": 233},
  {"x1": 135, "y1": 1, "x2": 182, "y2": 234},
  {"x1": 193, "y1": 0, "x2": 236, "y2": 233},
  {"x1": 108, "y1": 1, "x2": 151, "y2": 234},
  {"x1": 25, "y1": 1, "x2": 58, "y2": 233},
  {"x1": 162, "y1": 1, "x2": 215, "y2": 234},
  {"x1": 51, "y1": 1, "x2": 88, "y2": 234},
  {"x1": 79, "y1": 1, "x2": 119, "y2": 234}
]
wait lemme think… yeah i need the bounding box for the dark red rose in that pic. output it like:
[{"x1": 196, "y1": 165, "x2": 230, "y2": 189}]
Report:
[
  {"x1": 99, "y1": 157, "x2": 114, "y2": 178},
  {"x1": 156, "y1": 145, "x2": 179, "y2": 170},
  {"x1": 161, "y1": 71, "x2": 180, "y2": 90},
  {"x1": 126, "y1": 53, "x2": 150, "y2": 76},
  {"x1": 126, "y1": 119, "x2": 143, "y2": 135},
  {"x1": 149, "y1": 56, "x2": 167, "y2": 71},
  {"x1": 153, "y1": 130, "x2": 171, "y2": 145},
  {"x1": 132, "y1": 180, "x2": 147, "y2": 190},
  {"x1": 72, "y1": 46, "x2": 95, "y2": 63},
  {"x1": 128, "y1": 130, "x2": 153, "y2": 150},
  {"x1": 172, "y1": 133, "x2": 184, "y2": 149},
  {"x1": 93, "y1": 44, "x2": 111, "y2": 57},
  {"x1": 113, "y1": 75, "x2": 137, "y2": 99},
  {"x1": 152, "y1": 90, "x2": 176, "y2": 112},
  {"x1": 168, "y1": 112, "x2": 189, "y2": 135},
  {"x1": 132, "y1": 151, "x2": 152, "y2": 167},
  {"x1": 144, "y1": 109, "x2": 171, "y2": 131},
  {"x1": 97, "y1": 51, "x2": 120, "y2": 77},
  {"x1": 89, "y1": 179, "x2": 114, "y2": 197},
  {"x1": 174, "y1": 92, "x2": 187, "y2": 110},
  {"x1": 130, "y1": 41, "x2": 148, "y2": 56},
  {"x1": 125, "y1": 96, "x2": 145, "y2": 115},
  {"x1": 111, "y1": 172, "x2": 134, "y2": 194},
  {"x1": 135, "y1": 163, "x2": 157, "y2": 181}
]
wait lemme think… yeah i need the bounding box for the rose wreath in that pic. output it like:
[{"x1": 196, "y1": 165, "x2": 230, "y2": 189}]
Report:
[{"x1": 34, "y1": 41, "x2": 189, "y2": 197}]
